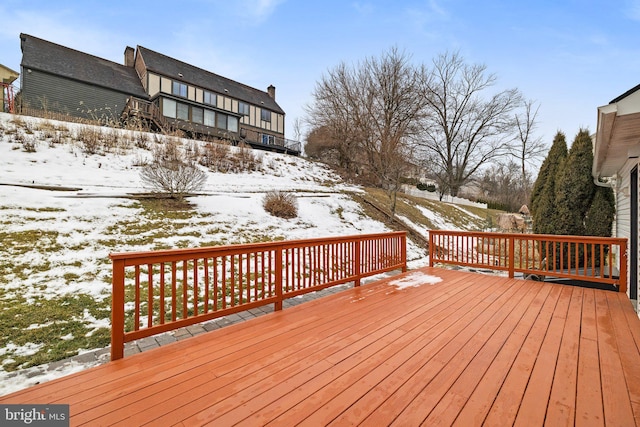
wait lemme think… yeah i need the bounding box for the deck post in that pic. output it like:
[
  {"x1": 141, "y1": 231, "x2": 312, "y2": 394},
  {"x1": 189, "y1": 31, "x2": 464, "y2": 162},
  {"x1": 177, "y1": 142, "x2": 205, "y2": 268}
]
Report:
[
  {"x1": 508, "y1": 236, "x2": 515, "y2": 278},
  {"x1": 619, "y1": 240, "x2": 628, "y2": 293},
  {"x1": 354, "y1": 240, "x2": 361, "y2": 287},
  {"x1": 401, "y1": 233, "x2": 407, "y2": 272},
  {"x1": 429, "y1": 232, "x2": 434, "y2": 267},
  {"x1": 275, "y1": 248, "x2": 283, "y2": 310},
  {"x1": 111, "y1": 258, "x2": 126, "y2": 361}
]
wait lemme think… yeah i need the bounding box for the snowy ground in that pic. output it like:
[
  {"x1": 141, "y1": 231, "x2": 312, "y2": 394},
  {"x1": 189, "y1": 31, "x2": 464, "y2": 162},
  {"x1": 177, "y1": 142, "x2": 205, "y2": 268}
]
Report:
[{"x1": 0, "y1": 113, "x2": 444, "y2": 395}]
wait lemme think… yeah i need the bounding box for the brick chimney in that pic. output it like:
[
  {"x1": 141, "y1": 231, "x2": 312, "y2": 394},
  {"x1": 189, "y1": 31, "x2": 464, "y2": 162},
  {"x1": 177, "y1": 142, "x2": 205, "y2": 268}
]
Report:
[
  {"x1": 267, "y1": 85, "x2": 276, "y2": 100},
  {"x1": 124, "y1": 46, "x2": 135, "y2": 67}
]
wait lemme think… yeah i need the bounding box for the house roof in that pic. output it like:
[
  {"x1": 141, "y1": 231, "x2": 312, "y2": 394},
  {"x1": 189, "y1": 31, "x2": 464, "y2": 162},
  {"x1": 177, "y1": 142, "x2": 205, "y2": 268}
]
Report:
[
  {"x1": 593, "y1": 83, "x2": 640, "y2": 178},
  {"x1": 19, "y1": 33, "x2": 148, "y2": 98},
  {"x1": 0, "y1": 64, "x2": 19, "y2": 84},
  {"x1": 136, "y1": 46, "x2": 284, "y2": 114},
  {"x1": 610, "y1": 83, "x2": 640, "y2": 104}
]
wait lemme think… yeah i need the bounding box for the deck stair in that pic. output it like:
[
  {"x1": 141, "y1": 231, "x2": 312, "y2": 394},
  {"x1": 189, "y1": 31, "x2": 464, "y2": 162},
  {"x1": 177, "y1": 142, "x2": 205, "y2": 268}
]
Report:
[{"x1": 121, "y1": 97, "x2": 173, "y2": 134}]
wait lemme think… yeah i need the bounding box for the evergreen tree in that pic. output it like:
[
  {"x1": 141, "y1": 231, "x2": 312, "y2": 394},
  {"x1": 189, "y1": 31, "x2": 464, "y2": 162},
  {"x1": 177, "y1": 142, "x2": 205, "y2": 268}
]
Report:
[
  {"x1": 553, "y1": 129, "x2": 596, "y2": 237},
  {"x1": 531, "y1": 132, "x2": 567, "y2": 234},
  {"x1": 584, "y1": 185, "x2": 616, "y2": 267},
  {"x1": 585, "y1": 185, "x2": 615, "y2": 237}
]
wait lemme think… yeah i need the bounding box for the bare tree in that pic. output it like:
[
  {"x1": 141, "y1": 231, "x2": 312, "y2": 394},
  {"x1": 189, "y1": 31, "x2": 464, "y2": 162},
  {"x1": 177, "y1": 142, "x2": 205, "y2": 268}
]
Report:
[
  {"x1": 511, "y1": 99, "x2": 547, "y2": 202},
  {"x1": 417, "y1": 51, "x2": 522, "y2": 197},
  {"x1": 478, "y1": 161, "x2": 527, "y2": 212},
  {"x1": 306, "y1": 47, "x2": 427, "y2": 216},
  {"x1": 292, "y1": 117, "x2": 303, "y2": 142}
]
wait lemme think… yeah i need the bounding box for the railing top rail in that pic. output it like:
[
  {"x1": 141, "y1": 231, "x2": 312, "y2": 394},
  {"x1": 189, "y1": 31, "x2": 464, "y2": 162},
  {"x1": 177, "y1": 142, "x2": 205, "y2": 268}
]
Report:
[
  {"x1": 429, "y1": 230, "x2": 627, "y2": 244},
  {"x1": 110, "y1": 231, "x2": 407, "y2": 262}
]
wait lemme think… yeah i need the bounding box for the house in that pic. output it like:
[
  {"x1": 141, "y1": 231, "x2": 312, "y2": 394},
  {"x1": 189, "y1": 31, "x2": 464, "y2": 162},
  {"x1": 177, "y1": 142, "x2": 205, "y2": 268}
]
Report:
[
  {"x1": 19, "y1": 34, "x2": 148, "y2": 121},
  {"x1": 18, "y1": 33, "x2": 299, "y2": 155},
  {"x1": 0, "y1": 63, "x2": 19, "y2": 113},
  {"x1": 593, "y1": 83, "x2": 640, "y2": 314}
]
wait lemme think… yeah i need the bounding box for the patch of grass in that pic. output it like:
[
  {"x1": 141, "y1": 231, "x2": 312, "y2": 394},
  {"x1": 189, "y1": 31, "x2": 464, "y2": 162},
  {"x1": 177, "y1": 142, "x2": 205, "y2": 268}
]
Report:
[
  {"x1": 22, "y1": 207, "x2": 66, "y2": 213},
  {"x1": 0, "y1": 294, "x2": 111, "y2": 371},
  {"x1": 360, "y1": 187, "x2": 502, "y2": 232},
  {"x1": 0, "y1": 229, "x2": 62, "y2": 256},
  {"x1": 63, "y1": 272, "x2": 81, "y2": 282}
]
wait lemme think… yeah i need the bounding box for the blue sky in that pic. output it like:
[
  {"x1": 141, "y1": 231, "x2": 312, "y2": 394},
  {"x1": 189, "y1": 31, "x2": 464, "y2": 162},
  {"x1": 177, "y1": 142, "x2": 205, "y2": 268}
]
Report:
[{"x1": 1, "y1": 0, "x2": 639, "y2": 148}]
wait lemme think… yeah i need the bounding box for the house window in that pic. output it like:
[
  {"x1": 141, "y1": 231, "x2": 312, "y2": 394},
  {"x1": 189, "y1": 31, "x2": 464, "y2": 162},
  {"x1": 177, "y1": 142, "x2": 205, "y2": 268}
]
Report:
[
  {"x1": 261, "y1": 109, "x2": 271, "y2": 122},
  {"x1": 177, "y1": 103, "x2": 189, "y2": 120},
  {"x1": 262, "y1": 134, "x2": 274, "y2": 145},
  {"x1": 228, "y1": 116, "x2": 238, "y2": 133},
  {"x1": 172, "y1": 81, "x2": 187, "y2": 97},
  {"x1": 203, "y1": 91, "x2": 216, "y2": 106},
  {"x1": 204, "y1": 110, "x2": 215, "y2": 127},
  {"x1": 239, "y1": 102, "x2": 249, "y2": 116},
  {"x1": 217, "y1": 113, "x2": 227, "y2": 130},
  {"x1": 163, "y1": 98, "x2": 177, "y2": 119},
  {"x1": 192, "y1": 107, "x2": 203, "y2": 124}
]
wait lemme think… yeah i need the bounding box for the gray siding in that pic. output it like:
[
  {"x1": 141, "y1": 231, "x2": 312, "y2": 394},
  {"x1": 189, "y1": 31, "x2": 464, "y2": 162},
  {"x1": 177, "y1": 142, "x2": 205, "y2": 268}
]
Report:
[{"x1": 21, "y1": 69, "x2": 130, "y2": 121}]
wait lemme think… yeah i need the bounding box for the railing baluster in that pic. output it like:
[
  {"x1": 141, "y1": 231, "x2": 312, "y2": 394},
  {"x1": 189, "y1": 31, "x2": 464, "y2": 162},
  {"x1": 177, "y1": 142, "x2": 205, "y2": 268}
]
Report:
[
  {"x1": 171, "y1": 262, "x2": 177, "y2": 321},
  {"x1": 204, "y1": 258, "x2": 209, "y2": 314},
  {"x1": 221, "y1": 257, "x2": 227, "y2": 310},
  {"x1": 182, "y1": 260, "x2": 188, "y2": 319},
  {"x1": 159, "y1": 263, "x2": 165, "y2": 324},
  {"x1": 238, "y1": 253, "x2": 243, "y2": 305},
  {"x1": 134, "y1": 265, "x2": 140, "y2": 331},
  {"x1": 147, "y1": 264, "x2": 153, "y2": 328},
  {"x1": 246, "y1": 253, "x2": 251, "y2": 303},
  {"x1": 193, "y1": 259, "x2": 199, "y2": 316}
]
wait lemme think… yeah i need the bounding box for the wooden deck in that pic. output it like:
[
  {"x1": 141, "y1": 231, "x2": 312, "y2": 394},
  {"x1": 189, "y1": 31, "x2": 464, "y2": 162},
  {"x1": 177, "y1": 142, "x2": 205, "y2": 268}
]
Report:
[{"x1": 2, "y1": 267, "x2": 640, "y2": 426}]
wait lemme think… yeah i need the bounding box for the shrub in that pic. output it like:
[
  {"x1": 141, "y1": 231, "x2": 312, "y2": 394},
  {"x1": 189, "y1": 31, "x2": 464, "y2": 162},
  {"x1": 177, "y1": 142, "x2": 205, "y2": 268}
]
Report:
[
  {"x1": 200, "y1": 142, "x2": 231, "y2": 171},
  {"x1": 76, "y1": 126, "x2": 102, "y2": 155},
  {"x1": 135, "y1": 132, "x2": 151, "y2": 150},
  {"x1": 139, "y1": 140, "x2": 207, "y2": 198},
  {"x1": 22, "y1": 135, "x2": 37, "y2": 153},
  {"x1": 263, "y1": 191, "x2": 298, "y2": 219},
  {"x1": 417, "y1": 182, "x2": 436, "y2": 192},
  {"x1": 233, "y1": 144, "x2": 261, "y2": 172}
]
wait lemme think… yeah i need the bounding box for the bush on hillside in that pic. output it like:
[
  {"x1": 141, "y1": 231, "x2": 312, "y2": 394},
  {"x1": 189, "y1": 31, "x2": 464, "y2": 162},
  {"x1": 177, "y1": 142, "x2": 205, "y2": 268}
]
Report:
[
  {"x1": 263, "y1": 191, "x2": 298, "y2": 219},
  {"x1": 417, "y1": 183, "x2": 437, "y2": 192},
  {"x1": 139, "y1": 140, "x2": 207, "y2": 198}
]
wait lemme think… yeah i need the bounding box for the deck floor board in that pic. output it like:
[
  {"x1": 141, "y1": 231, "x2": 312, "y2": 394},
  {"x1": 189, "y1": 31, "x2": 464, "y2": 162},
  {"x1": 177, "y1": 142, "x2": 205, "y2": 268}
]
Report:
[{"x1": 1, "y1": 267, "x2": 639, "y2": 426}]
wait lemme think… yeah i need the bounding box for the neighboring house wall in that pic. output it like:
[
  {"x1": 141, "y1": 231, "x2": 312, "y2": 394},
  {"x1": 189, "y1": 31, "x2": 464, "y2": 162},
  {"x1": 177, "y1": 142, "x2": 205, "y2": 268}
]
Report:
[
  {"x1": 143, "y1": 69, "x2": 285, "y2": 139},
  {"x1": 18, "y1": 34, "x2": 298, "y2": 153},
  {"x1": 134, "y1": 46, "x2": 286, "y2": 145},
  {"x1": 21, "y1": 69, "x2": 130, "y2": 121}
]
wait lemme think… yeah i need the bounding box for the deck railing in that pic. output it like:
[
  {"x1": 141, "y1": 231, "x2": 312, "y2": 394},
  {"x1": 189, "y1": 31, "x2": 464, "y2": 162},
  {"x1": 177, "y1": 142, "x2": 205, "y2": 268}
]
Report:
[
  {"x1": 429, "y1": 230, "x2": 627, "y2": 292},
  {"x1": 110, "y1": 232, "x2": 407, "y2": 360}
]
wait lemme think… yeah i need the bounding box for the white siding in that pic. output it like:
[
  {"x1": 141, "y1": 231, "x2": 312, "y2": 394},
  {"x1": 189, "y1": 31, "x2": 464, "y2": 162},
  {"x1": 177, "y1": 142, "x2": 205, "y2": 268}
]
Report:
[
  {"x1": 617, "y1": 167, "x2": 631, "y2": 240},
  {"x1": 616, "y1": 159, "x2": 640, "y2": 303}
]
